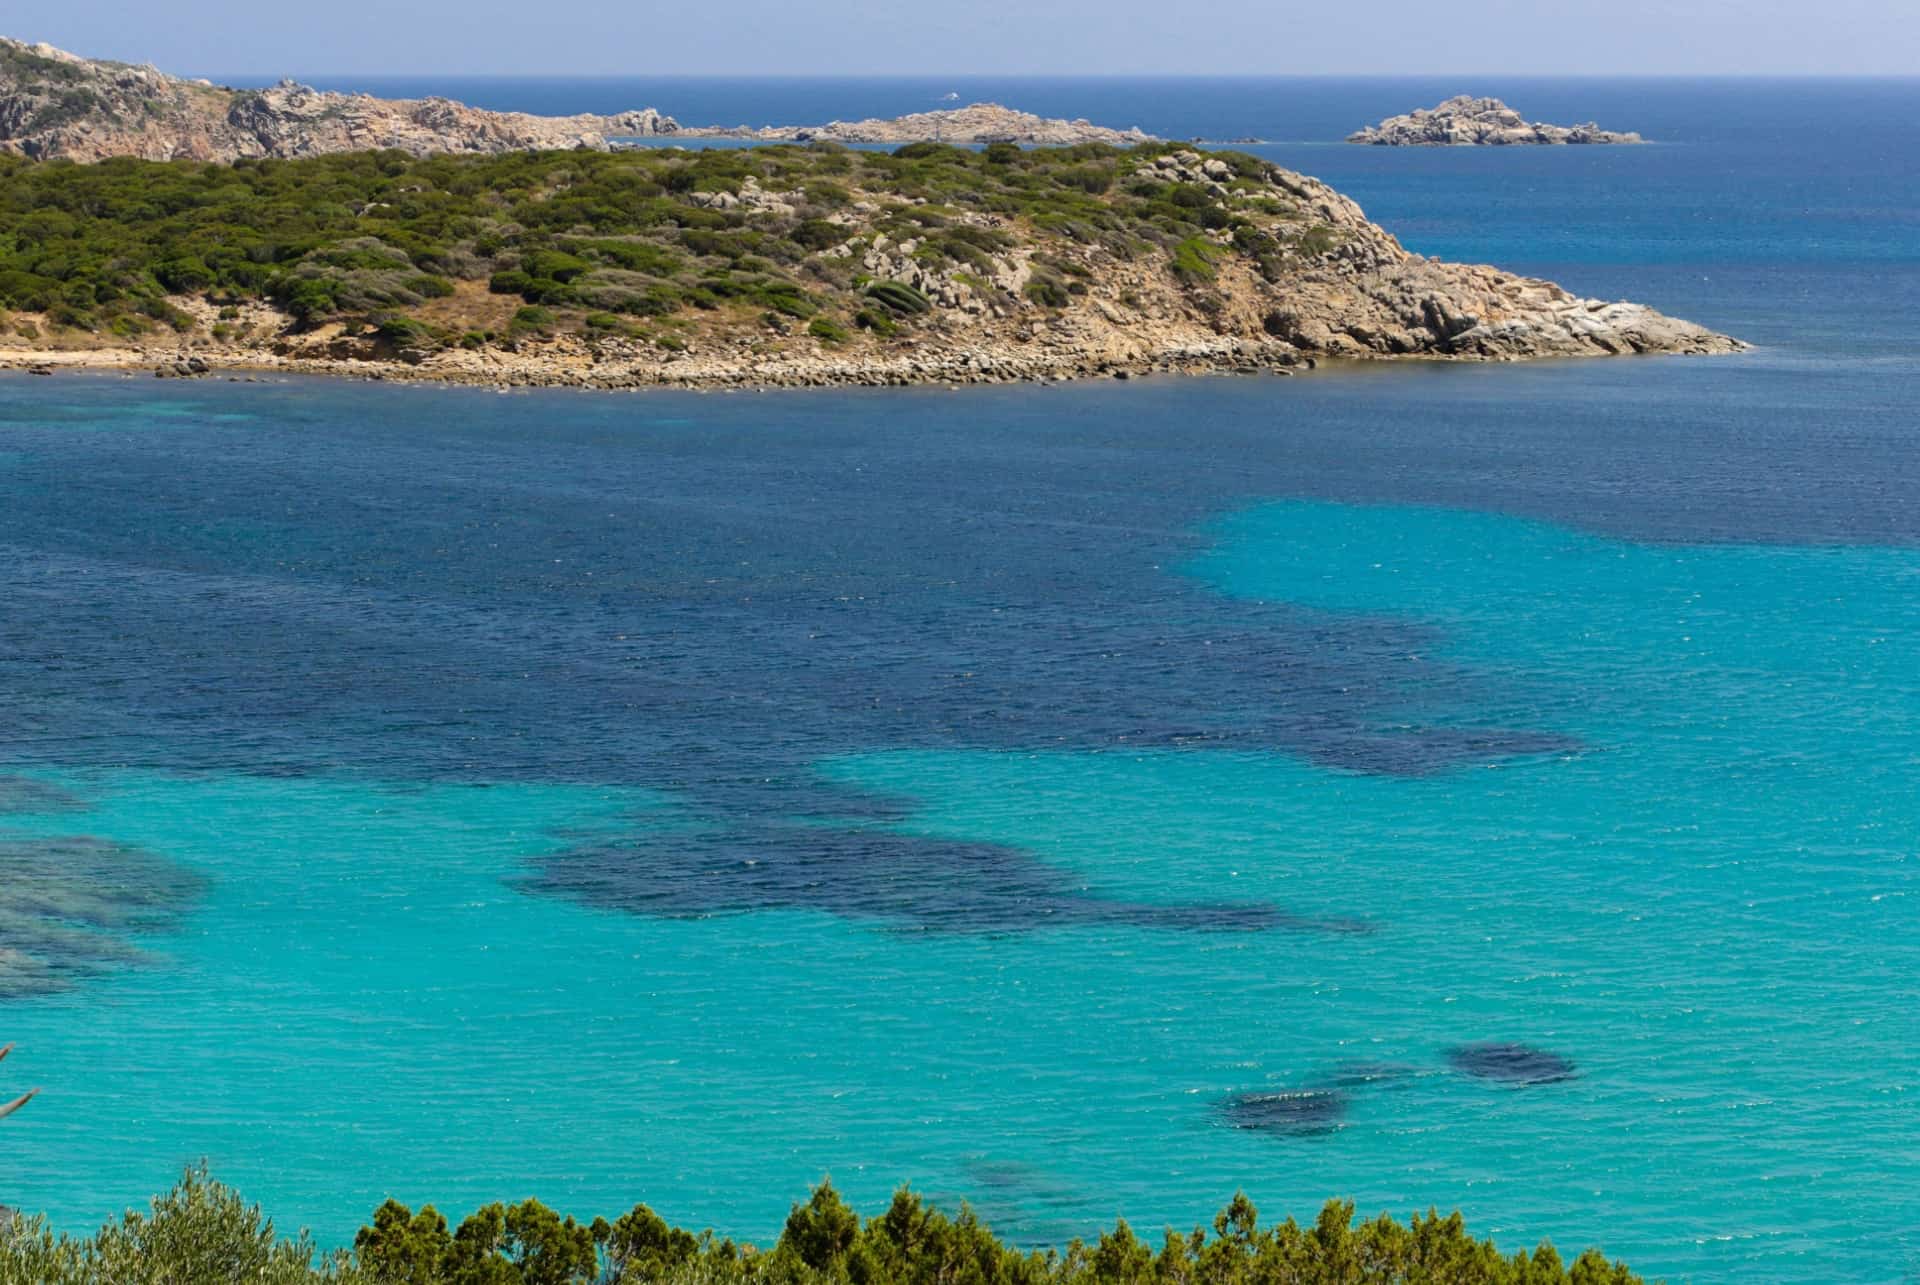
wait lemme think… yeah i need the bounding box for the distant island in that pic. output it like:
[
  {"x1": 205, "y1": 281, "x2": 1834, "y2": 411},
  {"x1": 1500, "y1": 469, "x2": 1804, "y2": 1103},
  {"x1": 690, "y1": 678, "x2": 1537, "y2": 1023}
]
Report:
[
  {"x1": 0, "y1": 37, "x2": 1150, "y2": 162},
  {"x1": 690, "y1": 102, "x2": 1154, "y2": 147},
  {"x1": 1349, "y1": 96, "x2": 1644, "y2": 146},
  {"x1": 0, "y1": 38, "x2": 1736, "y2": 391}
]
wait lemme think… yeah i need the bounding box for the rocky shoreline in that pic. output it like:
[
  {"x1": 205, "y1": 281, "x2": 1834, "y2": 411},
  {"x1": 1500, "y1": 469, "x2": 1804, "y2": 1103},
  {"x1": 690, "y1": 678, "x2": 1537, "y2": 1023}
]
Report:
[
  {"x1": 4, "y1": 336, "x2": 1316, "y2": 393},
  {"x1": 1350, "y1": 96, "x2": 1644, "y2": 146},
  {"x1": 0, "y1": 289, "x2": 1742, "y2": 395}
]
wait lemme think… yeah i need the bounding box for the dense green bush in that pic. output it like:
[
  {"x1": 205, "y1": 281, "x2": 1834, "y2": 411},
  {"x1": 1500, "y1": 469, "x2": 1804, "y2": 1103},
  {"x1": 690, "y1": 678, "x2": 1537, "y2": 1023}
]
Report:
[
  {"x1": 864, "y1": 280, "x2": 932, "y2": 316},
  {"x1": 0, "y1": 1165, "x2": 357, "y2": 1283},
  {"x1": 0, "y1": 140, "x2": 1338, "y2": 342},
  {"x1": 807, "y1": 316, "x2": 850, "y2": 343},
  {"x1": 1024, "y1": 275, "x2": 1072, "y2": 308},
  {"x1": 0, "y1": 1168, "x2": 1648, "y2": 1285},
  {"x1": 1171, "y1": 237, "x2": 1227, "y2": 285}
]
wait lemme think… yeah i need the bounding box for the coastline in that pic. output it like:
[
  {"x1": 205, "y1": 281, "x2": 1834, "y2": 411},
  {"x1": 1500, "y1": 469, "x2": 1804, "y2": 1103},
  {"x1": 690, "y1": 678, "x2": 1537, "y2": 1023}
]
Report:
[{"x1": 0, "y1": 325, "x2": 1738, "y2": 394}]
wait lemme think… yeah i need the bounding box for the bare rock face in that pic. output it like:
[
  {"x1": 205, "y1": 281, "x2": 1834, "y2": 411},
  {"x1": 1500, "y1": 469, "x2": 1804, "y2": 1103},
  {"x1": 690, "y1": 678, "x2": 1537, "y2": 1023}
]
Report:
[
  {"x1": 1349, "y1": 95, "x2": 1644, "y2": 146},
  {"x1": 1131, "y1": 150, "x2": 1733, "y2": 361},
  {"x1": 691, "y1": 102, "x2": 1156, "y2": 147},
  {"x1": 0, "y1": 36, "x2": 681, "y2": 162}
]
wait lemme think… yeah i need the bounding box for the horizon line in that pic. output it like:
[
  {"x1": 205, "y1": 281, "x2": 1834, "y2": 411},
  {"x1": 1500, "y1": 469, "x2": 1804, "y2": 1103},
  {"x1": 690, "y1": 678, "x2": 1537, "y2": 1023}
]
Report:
[{"x1": 200, "y1": 70, "x2": 1920, "y2": 82}]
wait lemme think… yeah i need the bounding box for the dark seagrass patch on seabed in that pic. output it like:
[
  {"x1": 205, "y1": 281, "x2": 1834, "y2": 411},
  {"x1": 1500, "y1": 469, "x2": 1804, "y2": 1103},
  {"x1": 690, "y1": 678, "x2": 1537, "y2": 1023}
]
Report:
[
  {"x1": 1218, "y1": 1088, "x2": 1348, "y2": 1136},
  {"x1": 0, "y1": 833, "x2": 208, "y2": 998},
  {"x1": 1219, "y1": 1059, "x2": 1429, "y2": 1138},
  {"x1": 522, "y1": 817, "x2": 1374, "y2": 935},
  {"x1": 0, "y1": 777, "x2": 88, "y2": 815},
  {"x1": 1445, "y1": 1041, "x2": 1578, "y2": 1086}
]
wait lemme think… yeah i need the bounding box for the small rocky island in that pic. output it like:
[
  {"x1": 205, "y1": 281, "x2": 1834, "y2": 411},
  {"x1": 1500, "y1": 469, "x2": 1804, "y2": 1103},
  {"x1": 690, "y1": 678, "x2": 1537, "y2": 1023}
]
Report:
[
  {"x1": 688, "y1": 103, "x2": 1153, "y2": 147},
  {"x1": 1349, "y1": 96, "x2": 1644, "y2": 146}
]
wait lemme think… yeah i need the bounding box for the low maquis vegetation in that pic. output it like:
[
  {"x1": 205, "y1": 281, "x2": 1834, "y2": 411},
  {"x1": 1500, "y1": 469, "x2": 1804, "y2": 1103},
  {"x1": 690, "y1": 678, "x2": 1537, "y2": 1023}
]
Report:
[
  {"x1": 0, "y1": 139, "x2": 1339, "y2": 354},
  {"x1": 0, "y1": 1167, "x2": 1647, "y2": 1285}
]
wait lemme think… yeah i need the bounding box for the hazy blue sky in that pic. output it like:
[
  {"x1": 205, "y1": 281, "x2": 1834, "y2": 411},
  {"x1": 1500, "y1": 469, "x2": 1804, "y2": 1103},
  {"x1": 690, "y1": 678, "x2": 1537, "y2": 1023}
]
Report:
[{"x1": 8, "y1": 0, "x2": 1915, "y2": 77}]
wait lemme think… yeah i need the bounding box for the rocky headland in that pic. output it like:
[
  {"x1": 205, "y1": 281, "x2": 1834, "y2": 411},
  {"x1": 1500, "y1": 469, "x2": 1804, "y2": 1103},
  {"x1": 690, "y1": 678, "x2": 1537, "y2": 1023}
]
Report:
[
  {"x1": 0, "y1": 138, "x2": 1741, "y2": 392},
  {"x1": 0, "y1": 37, "x2": 684, "y2": 161},
  {"x1": 1349, "y1": 96, "x2": 1644, "y2": 146}
]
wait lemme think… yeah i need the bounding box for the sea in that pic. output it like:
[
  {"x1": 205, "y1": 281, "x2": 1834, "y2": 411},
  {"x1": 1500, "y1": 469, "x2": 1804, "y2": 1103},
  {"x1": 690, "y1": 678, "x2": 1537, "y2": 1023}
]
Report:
[{"x1": 2, "y1": 78, "x2": 1917, "y2": 1283}]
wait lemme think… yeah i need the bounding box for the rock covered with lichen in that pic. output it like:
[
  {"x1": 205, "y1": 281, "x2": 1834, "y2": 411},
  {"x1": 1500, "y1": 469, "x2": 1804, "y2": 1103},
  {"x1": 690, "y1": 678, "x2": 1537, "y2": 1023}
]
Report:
[{"x1": 1349, "y1": 96, "x2": 1643, "y2": 146}]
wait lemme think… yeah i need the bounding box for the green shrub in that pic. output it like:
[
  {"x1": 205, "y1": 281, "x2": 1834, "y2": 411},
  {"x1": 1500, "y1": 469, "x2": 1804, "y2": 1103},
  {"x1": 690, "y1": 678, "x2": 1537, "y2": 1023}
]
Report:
[
  {"x1": 807, "y1": 316, "x2": 849, "y2": 343},
  {"x1": 0, "y1": 1169, "x2": 1648, "y2": 1285},
  {"x1": 1024, "y1": 276, "x2": 1071, "y2": 308},
  {"x1": 44, "y1": 302, "x2": 94, "y2": 331},
  {"x1": 374, "y1": 315, "x2": 441, "y2": 347},
  {"x1": 153, "y1": 255, "x2": 215, "y2": 292},
  {"x1": 509, "y1": 305, "x2": 555, "y2": 335},
  {"x1": 406, "y1": 274, "x2": 456, "y2": 299},
  {"x1": 791, "y1": 219, "x2": 845, "y2": 251},
  {"x1": 864, "y1": 280, "x2": 932, "y2": 316},
  {"x1": 755, "y1": 280, "x2": 817, "y2": 318},
  {"x1": 803, "y1": 180, "x2": 852, "y2": 207},
  {"x1": 853, "y1": 307, "x2": 897, "y2": 336},
  {"x1": 1170, "y1": 236, "x2": 1226, "y2": 285},
  {"x1": 519, "y1": 249, "x2": 592, "y2": 283},
  {"x1": 891, "y1": 141, "x2": 960, "y2": 160},
  {"x1": 564, "y1": 239, "x2": 683, "y2": 276},
  {"x1": 0, "y1": 1164, "x2": 356, "y2": 1284},
  {"x1": 1294, "y1": 224, "x2": 1339, "y2": 258}
]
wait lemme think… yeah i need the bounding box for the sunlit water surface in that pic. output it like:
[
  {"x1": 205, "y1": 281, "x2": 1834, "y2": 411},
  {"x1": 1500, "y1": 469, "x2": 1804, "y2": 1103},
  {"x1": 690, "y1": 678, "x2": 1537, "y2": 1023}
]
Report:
[{"x1": 4, "y1": 78, "x2": 1919, "y2": 1283}]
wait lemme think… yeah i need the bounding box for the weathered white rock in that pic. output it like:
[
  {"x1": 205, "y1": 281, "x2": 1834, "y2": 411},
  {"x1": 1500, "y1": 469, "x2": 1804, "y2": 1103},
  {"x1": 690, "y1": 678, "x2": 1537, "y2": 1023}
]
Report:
[{"x1": 1349, "y1": 96, "x2": 1643, "y2": 146}]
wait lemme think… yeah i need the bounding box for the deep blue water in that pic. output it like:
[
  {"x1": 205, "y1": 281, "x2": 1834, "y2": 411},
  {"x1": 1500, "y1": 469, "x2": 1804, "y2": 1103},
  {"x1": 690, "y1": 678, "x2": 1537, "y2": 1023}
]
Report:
[{"x1": 3, "y1": 80, "x2": 1918, "y2": 1283}]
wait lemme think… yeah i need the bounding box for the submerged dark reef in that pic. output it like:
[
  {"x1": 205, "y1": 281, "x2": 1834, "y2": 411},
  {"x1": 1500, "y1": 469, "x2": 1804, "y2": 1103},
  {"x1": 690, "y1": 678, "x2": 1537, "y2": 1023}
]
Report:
[
  {"x1": 0, "y1": 832, "x2": 207, "y2": 998},
  {"x1": 1219, "y1": 1049, "x2": 1575, "y2": 1137},
  {"x1": 1220, "y1": 1089, "x2": 1349, "y2": 1136},
  {"x1": 1446, "y1": 1042, "x2": 1580, "y2": 1086},
  {"x1": 524, "y1": 819, "x2": 1372, "y2": 933},
  {"x1": 0, "y1": 777, "x2": 86, "y2": 815}
]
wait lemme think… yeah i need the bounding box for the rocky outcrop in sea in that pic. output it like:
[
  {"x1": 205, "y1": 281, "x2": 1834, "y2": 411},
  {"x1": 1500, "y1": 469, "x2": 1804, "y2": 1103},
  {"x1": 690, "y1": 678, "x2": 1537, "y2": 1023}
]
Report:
[
  {"x1": 1349, "y1": 96, "x2": 1643, "y2": 146},
  {"x1": 685, "y1": 102, "x2": 1154, "y2": 146}
]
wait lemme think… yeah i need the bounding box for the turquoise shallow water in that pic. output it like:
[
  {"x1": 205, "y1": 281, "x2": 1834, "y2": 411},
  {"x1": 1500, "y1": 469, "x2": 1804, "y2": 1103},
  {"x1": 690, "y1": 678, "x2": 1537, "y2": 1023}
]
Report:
[
  {"x1": 4, "y1": 493, "x2": 1917, "y2": 1281},
  {"x1": 5, "y1": 78, "x2": 1920, "y2": 1284}
]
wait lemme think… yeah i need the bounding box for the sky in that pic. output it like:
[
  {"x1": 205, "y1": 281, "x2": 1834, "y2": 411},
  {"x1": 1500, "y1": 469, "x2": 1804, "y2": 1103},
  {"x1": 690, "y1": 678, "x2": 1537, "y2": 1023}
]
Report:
[{"x1": 6, "y1": 0, "x2": 1916, "y2": 78}]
